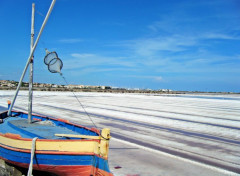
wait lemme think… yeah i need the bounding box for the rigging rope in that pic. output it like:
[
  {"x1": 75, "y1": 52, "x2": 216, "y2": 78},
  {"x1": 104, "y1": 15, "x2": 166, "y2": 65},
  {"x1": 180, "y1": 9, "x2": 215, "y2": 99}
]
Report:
[
  {"x1": 43, "y1": 49, "x2": 98, "y2": 129},
  {"x1": 60, "y1": 75, "x2": 98, "y2": 129},
  {"x1": 27, "y1": 137, "x2": 38, "y2": 176}
]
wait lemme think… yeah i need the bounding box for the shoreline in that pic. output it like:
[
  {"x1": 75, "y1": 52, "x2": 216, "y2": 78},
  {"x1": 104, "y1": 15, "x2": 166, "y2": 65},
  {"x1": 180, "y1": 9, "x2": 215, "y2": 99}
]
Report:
[{"x1": 0, "y1": 87, "x2": 239, "y2": 95}]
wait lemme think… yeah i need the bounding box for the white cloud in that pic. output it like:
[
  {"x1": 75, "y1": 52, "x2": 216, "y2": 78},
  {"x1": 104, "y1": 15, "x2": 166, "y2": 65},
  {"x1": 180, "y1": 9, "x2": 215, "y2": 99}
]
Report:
[
  {"x1": 71, "y1": 53, "x2": 96, "y2": 58},
  {"x1": 135, "y1": 36, "x2": 196, "y2": 56},
  {"x1": 154, "y1": 76, "x2": 163, "y2": 82},
  {"x1": 63, "y1": 53, "x2": 136, "y2": 71},
  {"x1": 127, "y1": 75, "x2": 164, "y2": 82},
  {"x1": 58, "y1": 38, "x2": 83, "y2": 43},
  {"x1": 202, "y1": 33, "x2": 240, "y2": 40}
]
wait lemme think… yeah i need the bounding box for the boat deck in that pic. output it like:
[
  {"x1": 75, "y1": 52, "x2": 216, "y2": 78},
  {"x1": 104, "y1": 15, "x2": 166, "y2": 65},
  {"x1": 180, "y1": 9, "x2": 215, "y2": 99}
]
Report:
[{"x1": 1, "y1": 117, "x2": 83, "y2": 139}]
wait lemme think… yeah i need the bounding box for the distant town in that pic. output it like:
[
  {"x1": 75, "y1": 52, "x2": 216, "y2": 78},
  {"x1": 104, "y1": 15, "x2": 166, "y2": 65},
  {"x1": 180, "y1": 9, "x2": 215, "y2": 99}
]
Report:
[
  {"x1": 0, "y1": 80, "x2": 175, "y2": 93},
  {"x1": 0, "y1": 80, "x2": 237, "y2": 94}
]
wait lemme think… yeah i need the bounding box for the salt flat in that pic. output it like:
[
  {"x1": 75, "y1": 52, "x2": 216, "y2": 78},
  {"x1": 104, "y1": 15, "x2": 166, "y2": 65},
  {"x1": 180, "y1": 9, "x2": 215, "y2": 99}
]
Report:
[{"x1": 0, "y1": 90, "x2": 239, "y2": 176}]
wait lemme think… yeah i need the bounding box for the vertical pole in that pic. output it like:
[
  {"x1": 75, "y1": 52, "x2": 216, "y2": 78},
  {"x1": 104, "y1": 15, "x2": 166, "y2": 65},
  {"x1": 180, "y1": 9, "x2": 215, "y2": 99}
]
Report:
[
  {"x1": 7, "y1": 0, "x2": 56, "y2": 116},
  {"x1": 28, "y1": 3, "x2": 35, "y2": 123}
]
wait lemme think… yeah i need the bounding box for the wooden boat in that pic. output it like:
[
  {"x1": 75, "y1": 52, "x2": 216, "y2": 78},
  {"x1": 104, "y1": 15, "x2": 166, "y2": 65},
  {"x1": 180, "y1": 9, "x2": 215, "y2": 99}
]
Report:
[
  {"x1": 0, "y1": 107, "x2": 113, "y2": 176},
  {"x1": 0, "y1": 1, "x2": 113, "y2": 175}
]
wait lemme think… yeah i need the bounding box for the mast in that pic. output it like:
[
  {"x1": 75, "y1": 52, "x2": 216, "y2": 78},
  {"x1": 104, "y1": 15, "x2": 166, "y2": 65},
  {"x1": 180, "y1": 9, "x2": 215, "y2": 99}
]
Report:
[
  {"x1": 28, "y1": 3, "x2": 35, "y2": 123},
  {"x1": 7, "y1": 0, "x2": 56, "y2": 117}
]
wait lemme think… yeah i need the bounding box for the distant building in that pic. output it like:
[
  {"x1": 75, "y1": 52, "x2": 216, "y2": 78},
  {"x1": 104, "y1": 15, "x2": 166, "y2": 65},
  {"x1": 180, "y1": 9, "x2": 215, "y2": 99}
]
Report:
[
  {"x1": 159, "y1": 89, "x2": 172, "y2": 92},
  {"x1": 67, "y1": 85, "x2": 85, "y2": 89},
  {"x1": 0, "y1": 80, "x2": 112, "y2": 91}
]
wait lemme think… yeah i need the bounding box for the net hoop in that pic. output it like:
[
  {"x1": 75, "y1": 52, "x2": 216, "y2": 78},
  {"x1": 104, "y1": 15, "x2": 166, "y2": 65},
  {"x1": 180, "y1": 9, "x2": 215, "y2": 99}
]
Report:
[
  {"x1": 48, "y1": 57, "x2": 63, "y2": 73},
  {"x1": 44, "y1": 51, "x2": 58, "y2": 65}
]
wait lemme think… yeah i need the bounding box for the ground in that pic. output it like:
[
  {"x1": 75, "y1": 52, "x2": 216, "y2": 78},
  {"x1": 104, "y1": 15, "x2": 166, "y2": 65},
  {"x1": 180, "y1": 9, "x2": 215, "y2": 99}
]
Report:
[{"x1": 0, "y1": 90, "x2": 239, "y2": 176}]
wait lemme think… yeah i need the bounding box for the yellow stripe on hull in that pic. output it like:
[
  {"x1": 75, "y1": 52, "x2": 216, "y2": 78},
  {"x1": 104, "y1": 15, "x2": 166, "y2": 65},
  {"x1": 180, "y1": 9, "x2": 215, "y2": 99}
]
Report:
[
  {"x1": 0, "y1": 128, "x2": 110, "y2": 158},
  {"x1": 0, "y1": 135, "x2": 100, "y2": 154}
]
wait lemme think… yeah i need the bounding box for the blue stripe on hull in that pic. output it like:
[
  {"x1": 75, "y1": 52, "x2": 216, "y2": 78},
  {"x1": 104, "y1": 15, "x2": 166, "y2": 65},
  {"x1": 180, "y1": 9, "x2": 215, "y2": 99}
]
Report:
[{"x1": 0, "y1": 146, "x2": 111, "y2": 173}]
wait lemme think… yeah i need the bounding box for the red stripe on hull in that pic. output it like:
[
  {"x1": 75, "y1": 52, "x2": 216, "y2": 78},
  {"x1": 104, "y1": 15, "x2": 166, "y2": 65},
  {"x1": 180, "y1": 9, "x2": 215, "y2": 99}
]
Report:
[{"x1": 4, "y1": 159, "x2": 113, "y2": 176}]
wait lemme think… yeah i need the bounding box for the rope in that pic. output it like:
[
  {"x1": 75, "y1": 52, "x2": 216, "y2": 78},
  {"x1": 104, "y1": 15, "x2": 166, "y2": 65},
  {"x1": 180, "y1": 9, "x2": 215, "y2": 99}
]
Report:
[
  {"x1": 27, "y1": 137, "x2": 38, "y2": 176},
  {"x1": 61, "y1": 74, "x2": 98, "y2": 129}
]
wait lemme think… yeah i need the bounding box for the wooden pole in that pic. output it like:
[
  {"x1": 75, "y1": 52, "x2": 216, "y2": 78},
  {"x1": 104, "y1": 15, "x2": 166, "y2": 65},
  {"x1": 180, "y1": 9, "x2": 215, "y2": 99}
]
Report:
[
  {"x1": 8, "y1": 0, "x2": 56, "y2": 116},
  {"x1": 28, "y1": 3, "x2": 35, "y2": 123}
]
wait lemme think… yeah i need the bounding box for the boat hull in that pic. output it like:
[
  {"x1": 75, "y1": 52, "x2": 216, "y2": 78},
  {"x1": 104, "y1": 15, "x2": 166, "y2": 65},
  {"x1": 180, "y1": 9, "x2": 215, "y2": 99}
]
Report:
[
  {"x1": 1, "y1": 155, "x2": 112, "y2": 176},
  {"x1": 0, "y1": 111, "x2": 113, "y2": 176}
]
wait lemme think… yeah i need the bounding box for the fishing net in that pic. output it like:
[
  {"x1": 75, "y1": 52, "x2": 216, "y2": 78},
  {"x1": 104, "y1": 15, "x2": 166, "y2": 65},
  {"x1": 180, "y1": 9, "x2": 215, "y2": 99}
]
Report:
[
  {"x1": 44, "y1": 49, "x2": 63, "y2": 74},
  {"x1": 48, "y1": 57, "x2": 63, "y2": 73},
  {"x1": 44, "y1": 51, "x2": 58, "y2": 65}
]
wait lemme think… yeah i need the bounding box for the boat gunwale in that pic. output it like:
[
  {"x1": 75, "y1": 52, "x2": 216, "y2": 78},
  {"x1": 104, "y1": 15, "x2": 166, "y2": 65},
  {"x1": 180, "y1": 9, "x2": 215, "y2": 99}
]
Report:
[{"x1": 0, "y1": 132, "x2": 101, "y2": 142}]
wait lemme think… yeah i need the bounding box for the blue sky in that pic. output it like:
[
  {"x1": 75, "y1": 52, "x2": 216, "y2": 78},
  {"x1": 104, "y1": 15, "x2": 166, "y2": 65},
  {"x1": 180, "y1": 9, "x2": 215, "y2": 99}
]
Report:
[{"x1": 0, "y1": 0, "x2": 240, "y2": 92}]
